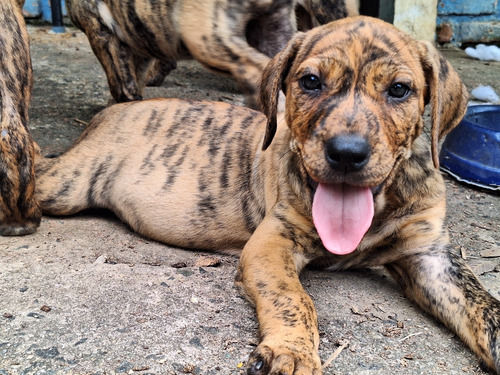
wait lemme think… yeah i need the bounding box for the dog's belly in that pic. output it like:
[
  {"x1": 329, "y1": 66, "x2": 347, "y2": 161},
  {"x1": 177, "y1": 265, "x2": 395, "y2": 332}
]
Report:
[
  {"x1": 37, "y1": 99, "x2": 270, "y2": 251},
  {"x1": 110, "y1": 164, "x2": 259, "y2": 251}
]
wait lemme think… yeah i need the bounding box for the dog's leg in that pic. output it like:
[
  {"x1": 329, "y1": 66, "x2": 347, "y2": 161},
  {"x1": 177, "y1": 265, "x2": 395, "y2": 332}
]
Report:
[
  {"x1": 82, "y1": 19, "x2": 143, "y2": 103},
  {"x1": 180, "y1": 0, "x2": 296, "y2": 105},
  {"x1": 182, "y1": 30, "x2": 270, "y2": 103},
  {"x1": 35, "y1": 154, "x2": 95, "y2": 217},
  {"x1": 236, "y1": 214, "x2": 321, "y2": 375},
  {"x1": 0, "y1": 0, "x2": 41, "y2": 235},
  {"x1": 245, "y1": 4, "x2": 298, "y2": 59},
  {"x1": 386, "y1": 248, "x2": 500, "y2": 373},
  {"x1": 66, "y1": 0, "x2": 148, "y2": 103},
  {"x1": 145, "y1": 59, "x2": 176, "y2": 87},
  {"x1": 34, "y1": 104, "x2": 118, "y2": 217}
]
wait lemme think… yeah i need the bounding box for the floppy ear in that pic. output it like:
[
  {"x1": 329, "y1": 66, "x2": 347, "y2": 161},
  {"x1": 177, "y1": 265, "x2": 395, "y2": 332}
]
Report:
[
  {"x1": 418, "y1": 41, "x2": 469, "y2": 168},
  {"x1": 258, "y1": 32, "x2": 306, "y2": 150}
]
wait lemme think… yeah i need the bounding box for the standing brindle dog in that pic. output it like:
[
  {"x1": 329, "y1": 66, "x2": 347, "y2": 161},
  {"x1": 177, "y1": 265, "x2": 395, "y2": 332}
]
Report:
[
  {"x1": 65, "y1": 0, "x2": 359, "y2": 105},
  {"x1": 35, "y1": 17, "x2": 499, "y2": 374},
  {"x1": 0, "y1": 0, "x2": 41, "y2": 236}
]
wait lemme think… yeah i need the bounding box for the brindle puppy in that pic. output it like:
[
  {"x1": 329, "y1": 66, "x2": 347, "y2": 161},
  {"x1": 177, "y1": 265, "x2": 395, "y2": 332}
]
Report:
[
  {"x1": 65, "y1": 0, "x2": 358, "y2": 105},
  {"x1": 0, "y1": 0, "x2": 41, "y2": 236},
  {"x1": 35, "y1": 17, "x2": 499, "y2": 374}
]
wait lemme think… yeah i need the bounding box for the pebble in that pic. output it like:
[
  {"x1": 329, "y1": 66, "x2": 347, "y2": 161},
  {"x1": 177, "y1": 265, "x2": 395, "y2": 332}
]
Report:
[
  {"x1": 171, "y1": 262, "x2": 187, "y2": 268},
  {"x1": 34, "y1": 347, "x2": 59, "y2": 359},
  {"x1": 115, "y1": 361, "x2": 133, "y2": 373},
  {"x1": 194, "y1": 256, "x2": 221, "y2": 268},
  {"x1": 27, "y1": 312, "x2": 44, "y2": 319}
]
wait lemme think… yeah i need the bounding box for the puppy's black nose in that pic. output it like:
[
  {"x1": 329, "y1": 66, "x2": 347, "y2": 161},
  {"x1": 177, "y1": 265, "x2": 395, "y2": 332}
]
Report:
[{"x1": 325, "y1": 134, "x2": 371, "y2": 172}]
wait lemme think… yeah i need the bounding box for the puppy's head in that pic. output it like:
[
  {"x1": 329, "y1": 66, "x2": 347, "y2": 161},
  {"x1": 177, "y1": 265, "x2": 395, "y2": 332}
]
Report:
[
  {"x1": 259, "y1": 16, "x2": 468, "y2": 254},
  {"x1": 260, "y1": 16, "x2": 469, "y2": 183}
]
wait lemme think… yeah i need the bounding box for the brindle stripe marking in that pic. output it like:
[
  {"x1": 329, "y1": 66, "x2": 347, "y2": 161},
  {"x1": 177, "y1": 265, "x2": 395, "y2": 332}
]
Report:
[
  {"x1": 236, "y1": 127, "x2": 264, "y2": 232},
  {"x1": 123, "y1": 1, "x2": 160, "y2": 57},
  {"x1": 161, "y1": 145, "x2": 190, "y2": 191},
  {"x1": 143, "y1": 107, "x2": 169, "y2": 137},
  {"x1": 87, "y1": 155, "x2": 113, "y2": 206},
  {"x1": 164, "y1": 106, "x2": 187, "y2": 138},
  {"x1": 101, "y1": 158, "x2": 126, "y2": 202},
  {"x1": 219, "y1": 149, "x2": 231, "y2": 189},
  {"x1": 296, "y1": 26, "x2": 338, "y2": 64},
  {"x1": 160, "y1": 142, "x2": 180, "y2": 164},
  {"x1": 139, "y1": 144, "x2": 158, "y2": 174}
]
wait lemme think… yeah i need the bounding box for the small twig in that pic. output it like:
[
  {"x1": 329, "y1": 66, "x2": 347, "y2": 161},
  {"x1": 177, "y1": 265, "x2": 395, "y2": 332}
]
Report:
[
  {"x1": 73, "y1": 118, "x2": 88, "y2": 126},
  {"x1": 219, "y1": 95, "x2": 234, "y2": 101},
  {"x1": 350, "y1": 306, "x2": 382, "y2": 321},
  {"x1": 322, "y1": 340, "x2": 349, "y2": 369},
  {"x1": 460, "y1": 246, "x2": 467, "y2": 260},
  {"x1": 350, "y1": 306, "x2": 363, "y2": 315},
  {"x1": 399, "y1": 332, "x2": 423, "y2": 342},
  {"x1": 471, "y1": 222, "x2": 494, "y2": 231}
]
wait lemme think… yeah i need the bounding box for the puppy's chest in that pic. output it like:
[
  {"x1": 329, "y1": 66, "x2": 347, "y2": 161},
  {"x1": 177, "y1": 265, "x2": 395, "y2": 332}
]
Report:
[{"x1": 309, "y1": 190, "x2": 439, "y2": 270}]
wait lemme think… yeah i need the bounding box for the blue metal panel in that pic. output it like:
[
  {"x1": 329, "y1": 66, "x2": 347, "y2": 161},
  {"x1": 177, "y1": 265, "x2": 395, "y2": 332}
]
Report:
[
  {"x1": 22, "y1": 0, "x2": 68, "y2": 21},
  {"x1": 437, "y1": 0, "x2": 497, "y2": 16},
  {"x1": 437, "y1": 0, "x2": 500, "y2": 43},
  {"x1": 23, "y1": 0, "x2": 42, "y2": 18}
]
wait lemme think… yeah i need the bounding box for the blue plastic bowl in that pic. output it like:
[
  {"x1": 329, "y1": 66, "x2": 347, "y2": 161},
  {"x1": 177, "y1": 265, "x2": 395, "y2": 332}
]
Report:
[{"x1": 439, "y1": 105, "x2": 500, "y2": 190}]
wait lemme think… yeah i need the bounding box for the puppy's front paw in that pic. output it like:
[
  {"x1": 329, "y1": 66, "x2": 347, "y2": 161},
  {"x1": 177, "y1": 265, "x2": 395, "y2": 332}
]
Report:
[{"x1": 247, "y1": 341, "x2": 321, "y2": 375}]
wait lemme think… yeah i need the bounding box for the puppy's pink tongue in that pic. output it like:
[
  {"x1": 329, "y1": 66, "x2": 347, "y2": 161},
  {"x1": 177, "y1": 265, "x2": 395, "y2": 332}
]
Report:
[{"x1": 312, "y1": 183, "x2": 374, "y2": 255}]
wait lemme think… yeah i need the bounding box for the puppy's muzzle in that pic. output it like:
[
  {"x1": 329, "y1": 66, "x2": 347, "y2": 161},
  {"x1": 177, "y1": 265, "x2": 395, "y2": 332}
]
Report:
[{"x1": 324, "y1": 134, "x2": 371, "y2": 173}]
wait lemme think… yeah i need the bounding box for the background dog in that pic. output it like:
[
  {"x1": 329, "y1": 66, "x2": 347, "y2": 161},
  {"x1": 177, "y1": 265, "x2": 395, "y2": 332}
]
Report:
[
  {"x1": 0, "y1": 0, "x2": 41, "y2": 236},
  {"x1": 35, "y1": 17, "x2": 499, "y2": 374},
  {"x1": 65, "y1": 0, "x2": 358, "y2": 106},
  {"x1": 296, "y1": 0, "x2": 360, "y2": 29}
]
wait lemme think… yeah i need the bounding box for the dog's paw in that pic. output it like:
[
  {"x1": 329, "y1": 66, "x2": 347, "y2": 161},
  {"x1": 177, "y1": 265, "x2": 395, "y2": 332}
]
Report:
[
  {"x1": 247, "y1": 342, "x2": 321, "y2": 375},
  {"x1": 0, "y1": 222, "x2": 38, "y2": 236}
]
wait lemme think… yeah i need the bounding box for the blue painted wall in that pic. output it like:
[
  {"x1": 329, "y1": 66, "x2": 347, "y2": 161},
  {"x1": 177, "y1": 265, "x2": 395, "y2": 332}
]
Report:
[
  {"x1": 437, "y1": 0, "x2": 500, "y2": 44},
  {"x1": 23, "y1": 0, "x2": 67, "y2": 22}
]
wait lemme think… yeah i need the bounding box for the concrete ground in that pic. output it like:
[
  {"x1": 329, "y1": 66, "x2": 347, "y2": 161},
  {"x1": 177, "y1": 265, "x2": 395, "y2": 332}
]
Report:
[{"x1": 1, "y1": 24, "x2": 499, "y2": 375}]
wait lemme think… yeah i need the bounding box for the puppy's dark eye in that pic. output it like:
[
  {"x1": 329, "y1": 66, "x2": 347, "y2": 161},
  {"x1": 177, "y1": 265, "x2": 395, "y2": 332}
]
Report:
[
  {"x1": 388, "y1": 82, "x2": 410, "y2": 98},
  {"x1": 300, "y1": 74, "x2": 322, "y2": 92}
]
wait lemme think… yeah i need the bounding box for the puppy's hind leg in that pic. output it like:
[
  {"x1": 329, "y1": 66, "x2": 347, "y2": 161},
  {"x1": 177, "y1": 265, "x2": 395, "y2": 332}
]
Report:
[{"x1": 35, "y1": 150, "x2": 106, "y2": 217}]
